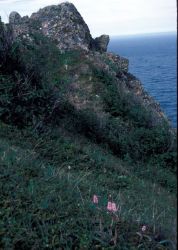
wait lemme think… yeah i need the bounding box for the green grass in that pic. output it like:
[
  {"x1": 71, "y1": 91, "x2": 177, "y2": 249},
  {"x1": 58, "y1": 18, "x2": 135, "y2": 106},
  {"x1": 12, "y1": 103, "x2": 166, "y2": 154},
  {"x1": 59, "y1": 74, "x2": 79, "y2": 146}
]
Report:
[{"x1": 0, "y1": 123, "x2": 176, "y2": 249}]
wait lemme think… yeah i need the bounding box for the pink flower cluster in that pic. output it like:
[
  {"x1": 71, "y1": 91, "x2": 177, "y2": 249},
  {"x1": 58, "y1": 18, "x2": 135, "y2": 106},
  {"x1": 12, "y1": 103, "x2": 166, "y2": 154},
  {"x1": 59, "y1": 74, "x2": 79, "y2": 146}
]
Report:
[
  {"x1": 93, "y1": 195, "x2": 98, "y2": 204},
  {"x1": 92, "y1": 195, "x2": 118, "y2": 212},
  {"x1": 107, "y1": 201, "x2": 118, "y2": 212}
]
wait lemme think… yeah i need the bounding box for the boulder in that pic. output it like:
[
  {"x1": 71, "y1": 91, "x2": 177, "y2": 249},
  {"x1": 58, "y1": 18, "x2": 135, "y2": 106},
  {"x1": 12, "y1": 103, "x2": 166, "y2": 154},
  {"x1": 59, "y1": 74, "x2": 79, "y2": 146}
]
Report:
[{"x1": 94, "y1": 35, "x2": 110, "y2": 52}]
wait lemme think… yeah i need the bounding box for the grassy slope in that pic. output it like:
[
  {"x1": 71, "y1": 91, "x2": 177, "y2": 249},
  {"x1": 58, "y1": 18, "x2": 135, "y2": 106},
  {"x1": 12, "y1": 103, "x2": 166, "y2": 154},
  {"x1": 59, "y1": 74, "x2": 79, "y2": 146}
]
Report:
[
  {"x1": 0, "y1": 25, "x2": 177, "y2": 249},
  {"x1": 0, "y1": 122, "x2": 176, "y2": 249}
]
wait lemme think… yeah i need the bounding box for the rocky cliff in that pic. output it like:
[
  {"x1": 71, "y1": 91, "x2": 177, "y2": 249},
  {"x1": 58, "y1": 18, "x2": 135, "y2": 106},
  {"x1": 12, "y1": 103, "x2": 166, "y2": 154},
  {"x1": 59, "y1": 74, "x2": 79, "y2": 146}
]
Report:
[
  {"x1": 9, "y1": 2, "x2": 109, "y2": 52},
  {"x1": 8, "y1": 1, "x2": 167, "y2": 124}
]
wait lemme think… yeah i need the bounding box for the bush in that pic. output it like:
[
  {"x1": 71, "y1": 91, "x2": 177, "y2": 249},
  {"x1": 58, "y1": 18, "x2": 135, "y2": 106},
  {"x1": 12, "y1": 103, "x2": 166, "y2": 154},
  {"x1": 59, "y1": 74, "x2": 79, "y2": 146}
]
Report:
[
  {"x1": 93, "y1": 68, "x2": 153, "y2": 128},
  {"x1": 56, "y1": 106, "x2": 173, "y2": 165},
  {"x1": 0, "y1": 73, "x2": 56, "y2": 127},
  {"x1": 0, "y1": 31, "x2": 72, "y2": 127}
]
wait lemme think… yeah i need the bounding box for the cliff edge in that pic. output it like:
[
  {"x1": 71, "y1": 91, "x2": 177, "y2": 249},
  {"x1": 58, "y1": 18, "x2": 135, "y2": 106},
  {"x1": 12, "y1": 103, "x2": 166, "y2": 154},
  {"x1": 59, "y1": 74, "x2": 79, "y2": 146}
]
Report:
[{"x1": 8, "y1": 2, "x2": 167, "y2": 125}]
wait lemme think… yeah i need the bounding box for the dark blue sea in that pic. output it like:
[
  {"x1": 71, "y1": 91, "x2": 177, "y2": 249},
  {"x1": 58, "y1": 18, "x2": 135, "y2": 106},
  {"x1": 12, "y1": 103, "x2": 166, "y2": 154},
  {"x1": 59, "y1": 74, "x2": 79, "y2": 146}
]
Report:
[{"x1": 108, "y1": 32, "x2": 177, "y2": 128}]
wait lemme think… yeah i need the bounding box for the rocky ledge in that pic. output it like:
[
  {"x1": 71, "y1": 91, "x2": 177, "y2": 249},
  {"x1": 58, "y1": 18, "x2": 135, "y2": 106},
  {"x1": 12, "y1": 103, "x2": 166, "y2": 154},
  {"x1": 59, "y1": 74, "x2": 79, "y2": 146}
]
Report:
[{"x1": 9, "y1": 2, "x2": 109, "y2": 52}]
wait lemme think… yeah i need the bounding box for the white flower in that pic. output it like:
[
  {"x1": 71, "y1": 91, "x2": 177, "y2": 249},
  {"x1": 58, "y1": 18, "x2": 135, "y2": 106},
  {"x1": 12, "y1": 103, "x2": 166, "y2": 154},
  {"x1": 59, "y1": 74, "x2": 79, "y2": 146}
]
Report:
[{"x1": 141, "y1": 225, "x2": 147, "y2": 232}]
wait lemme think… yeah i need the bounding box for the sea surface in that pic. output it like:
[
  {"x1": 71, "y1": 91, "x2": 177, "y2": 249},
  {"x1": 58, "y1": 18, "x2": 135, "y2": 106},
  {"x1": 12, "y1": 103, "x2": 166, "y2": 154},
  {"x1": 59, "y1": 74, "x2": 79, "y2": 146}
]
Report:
[{"x1": 108, "y1": 32, "x2": 177, "y2": 128}]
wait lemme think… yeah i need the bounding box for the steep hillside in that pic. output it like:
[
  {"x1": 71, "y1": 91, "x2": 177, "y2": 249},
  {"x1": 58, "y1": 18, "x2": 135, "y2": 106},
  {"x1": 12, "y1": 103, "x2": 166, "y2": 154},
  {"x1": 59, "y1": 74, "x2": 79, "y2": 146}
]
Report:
[{"x1": 0, "y1": 2, "x2": 177, "y2": 249}]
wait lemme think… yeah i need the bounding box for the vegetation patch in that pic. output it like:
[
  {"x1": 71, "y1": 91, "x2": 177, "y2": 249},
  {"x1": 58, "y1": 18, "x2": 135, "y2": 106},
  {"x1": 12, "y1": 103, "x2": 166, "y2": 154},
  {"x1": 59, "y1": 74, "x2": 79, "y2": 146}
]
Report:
[{"x1": 0, "y1": 18, "x2": 176, "y2": 249}]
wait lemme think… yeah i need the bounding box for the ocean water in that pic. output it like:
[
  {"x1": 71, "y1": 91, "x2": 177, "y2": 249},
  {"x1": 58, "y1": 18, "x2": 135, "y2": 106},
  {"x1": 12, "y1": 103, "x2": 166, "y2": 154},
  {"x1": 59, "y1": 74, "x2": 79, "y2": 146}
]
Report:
[{"x1": 108, "y1": 32, "x2": 177, "y2": 128}]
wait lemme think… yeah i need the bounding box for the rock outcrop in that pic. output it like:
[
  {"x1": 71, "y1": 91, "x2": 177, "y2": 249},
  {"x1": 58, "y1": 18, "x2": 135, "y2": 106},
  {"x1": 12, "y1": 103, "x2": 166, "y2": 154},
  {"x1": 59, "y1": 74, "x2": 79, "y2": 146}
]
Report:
[
  {"x1": 9, "y1": 11, "x2": 21, "y2": 24},
  {"x1": 30, "y1": 2, "x2": 94, "y2": 51},
  {"x1": 9, "y1": 2, "x2": 109, "y2": 52},
  {"x1": 94, "y1": 35, "x2": 110, "y2": 52},
  {"x1": 7, "y1": 1, "x2": 170, "y2": 126}
]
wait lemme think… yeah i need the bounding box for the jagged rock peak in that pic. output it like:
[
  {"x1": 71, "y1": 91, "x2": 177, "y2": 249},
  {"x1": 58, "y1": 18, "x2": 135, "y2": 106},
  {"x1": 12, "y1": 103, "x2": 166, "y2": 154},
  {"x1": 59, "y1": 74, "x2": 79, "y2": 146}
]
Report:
[
  {"x1": 9, "y1": 2, "x2": 110, "y2": 52},
  {"x1": 30, "y1": 1, "x2": 93, "y2": 50}
]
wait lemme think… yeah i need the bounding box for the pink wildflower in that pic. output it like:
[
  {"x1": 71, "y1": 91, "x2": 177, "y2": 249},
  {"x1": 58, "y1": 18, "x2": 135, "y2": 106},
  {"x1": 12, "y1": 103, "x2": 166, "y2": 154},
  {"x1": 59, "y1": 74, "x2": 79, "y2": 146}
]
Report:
[
  {"x1": 111, "y1": 202, "x2": 118, "y2": 212},
  {"x1": 107, "y1": 202, "x2": 118, "y2": 212},
  {"x1": 93, "y1": 195, "x2": 98, "y2": 204},
  {"x1": 141, "y1": 225, "x2": 147, "y2": 232},
  {"x1": 107, "y1": 201, "x2": 113, "y2": 211}
]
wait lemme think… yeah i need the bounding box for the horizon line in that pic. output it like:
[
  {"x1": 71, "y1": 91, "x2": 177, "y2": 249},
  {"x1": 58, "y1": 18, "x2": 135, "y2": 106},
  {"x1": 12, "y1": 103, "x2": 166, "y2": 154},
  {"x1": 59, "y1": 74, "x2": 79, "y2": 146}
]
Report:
[{"x1": 108, "y1": 30, "x2": 177, "y2": 38}]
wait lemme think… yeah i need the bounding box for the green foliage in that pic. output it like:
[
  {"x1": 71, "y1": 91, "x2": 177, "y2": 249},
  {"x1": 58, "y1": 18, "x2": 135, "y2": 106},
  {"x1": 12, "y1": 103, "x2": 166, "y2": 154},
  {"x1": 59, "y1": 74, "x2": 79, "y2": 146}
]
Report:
[
  {"x1": 0, "y1": 23, "x2": 175, "y2": 165},
  {"x1": 93, "y1": 68, "x2": 153, "y2": 127},
  {"x1": 0, "y1": 74, "x2": 55, "y2": 127},
  {"x1": 0, "y1": 30, "x2": 81, "y2": 127},
  {"x1": 61, "y1": 107, "x2": 174, "y2": 166},
  {"x1": 0, "y1": 19, "x2": 176, "y2": 249},
  {"x1": 0, "y1": 125, "x2": 176, "y2": 249},
  {"x1": 90, "y1": 68, "x2": 175, "y2": 167},
  {"x1": 0, "y1": 18, "x2": 13, "y2": 67}
]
